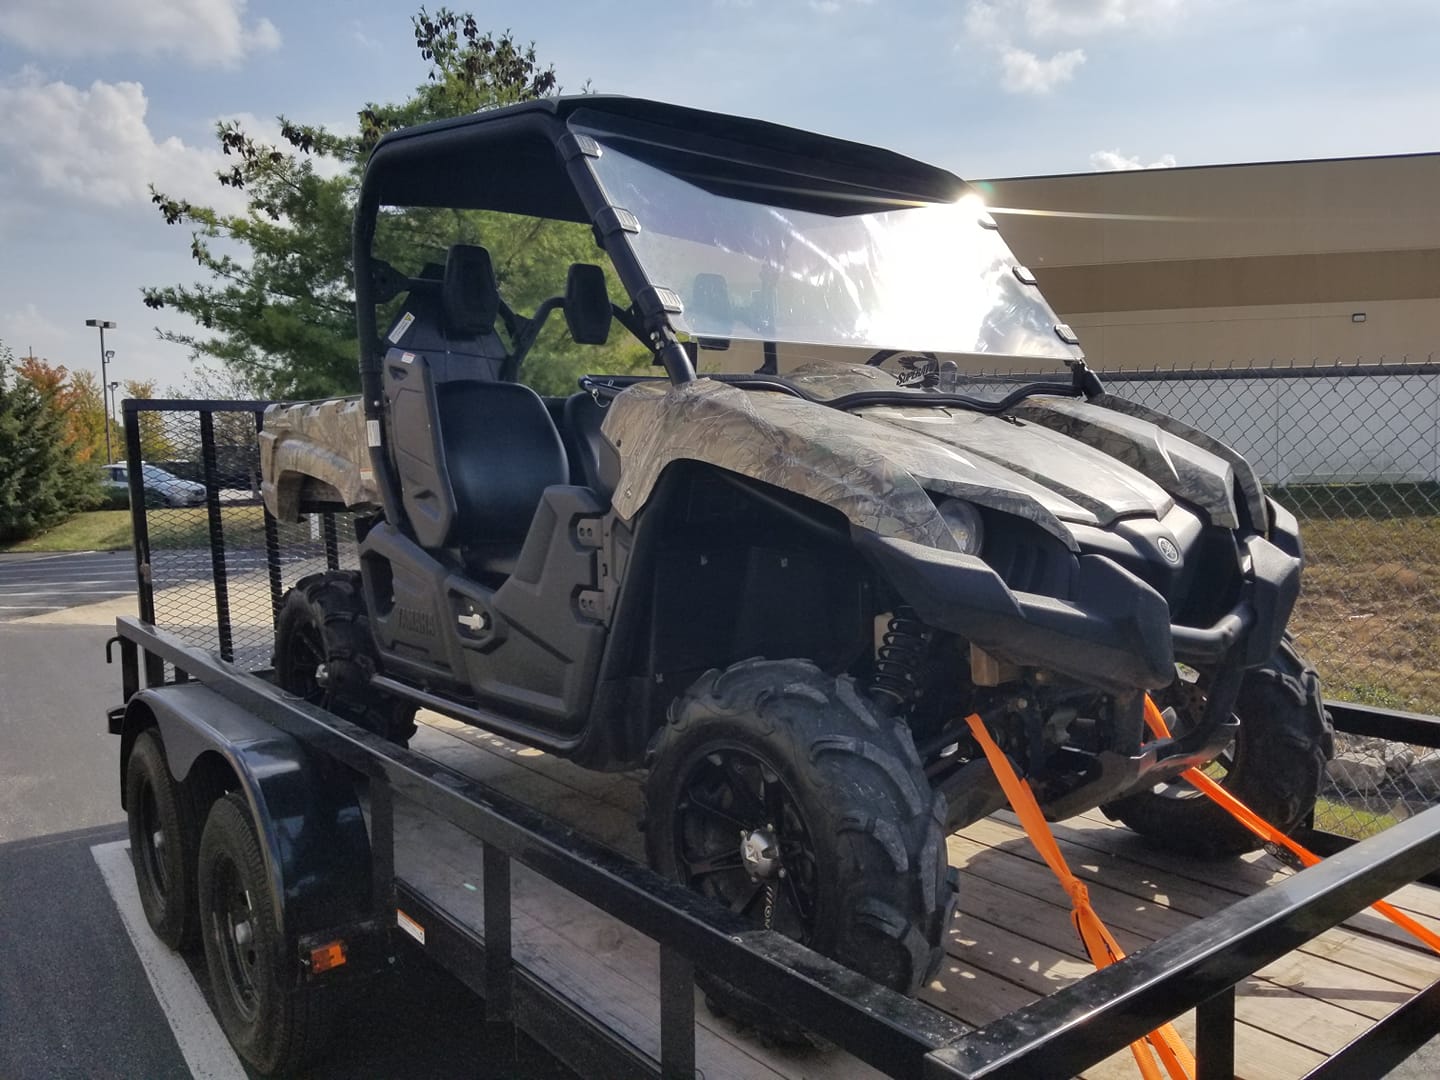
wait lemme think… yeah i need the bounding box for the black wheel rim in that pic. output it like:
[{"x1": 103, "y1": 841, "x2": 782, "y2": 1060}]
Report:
[
  {"x1": 137, "y1": 781, "x2": 169, "y2": 896},
  {"x1": 279, "y1": 620, "x2": 328, "y2": 708},
  {"x1": 674, "y1": 745, "x2": 819, "y2": 943},
  {"x1": 209, "y1": 854, "x2": 261, "y2": 1023}
]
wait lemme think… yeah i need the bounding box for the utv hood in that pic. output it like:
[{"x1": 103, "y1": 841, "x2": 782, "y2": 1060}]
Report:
[{"x1": 602, "y1": 375, "x2": 1246, "y2": 552}]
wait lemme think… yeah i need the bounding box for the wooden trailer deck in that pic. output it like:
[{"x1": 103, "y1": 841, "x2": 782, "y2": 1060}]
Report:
[{"x1": 394, "y1": 712, "x2": 1440, "y2": 1080}]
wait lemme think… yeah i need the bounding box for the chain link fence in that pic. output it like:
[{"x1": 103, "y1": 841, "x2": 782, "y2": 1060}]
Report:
[{"x1": 123, "y1": 400, "x2": 358, "y2": 675}]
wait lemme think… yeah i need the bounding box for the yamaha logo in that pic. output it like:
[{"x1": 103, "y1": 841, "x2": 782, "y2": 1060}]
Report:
[{"x1": 1157, "y1": 537, "x2": 1181, "y2": 564}]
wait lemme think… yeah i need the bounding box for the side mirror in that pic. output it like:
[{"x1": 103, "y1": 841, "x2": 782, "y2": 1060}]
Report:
[{"x1": 564, "y1": 263, "x2": 612, "y2": 345}]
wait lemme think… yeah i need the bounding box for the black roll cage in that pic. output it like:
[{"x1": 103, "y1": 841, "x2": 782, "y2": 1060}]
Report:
[{"x1": 350, "y1": 95, "x2": 991, "y2": 536}]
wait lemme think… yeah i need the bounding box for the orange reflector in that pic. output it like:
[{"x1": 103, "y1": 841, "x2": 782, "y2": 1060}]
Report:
[{"x1": 310, "y1": 940, "x2": 346, "y2": 973}]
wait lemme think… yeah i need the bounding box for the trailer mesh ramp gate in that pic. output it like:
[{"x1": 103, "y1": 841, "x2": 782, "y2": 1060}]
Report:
[{"x1": 115, "y1": 400, "x2": 1440, "y2": 1080}]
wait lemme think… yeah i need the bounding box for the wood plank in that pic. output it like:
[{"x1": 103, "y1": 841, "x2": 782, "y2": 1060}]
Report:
[
  {"x1": 1064, "y1": 807, "x2": 1440, "y2": 922},
  {"x1": 401, "y1": 717, "x2": 1438, "y2": 1078},
  {"x1": 420, "y1": 712, "x2": 645, "y2": 816},
  {"x1": 396, "y1": 804, "x2": 875, "y2": 1080},
  {"x1": 400, "y1": 730, "x2": 882, "y2": 1079},
  {"x1": 961, "y1": 870, "x2": 1416, "y2": 1022},
  {"x1": 959, "y1": 816, "x2": 1440, "y2": 980},
  {"x1": 951, "y1": 878, "x2": 1378, "y2": 1057},
  {"x1": 943, "y1": 912, "x2": 1326, "y2": 1080}
]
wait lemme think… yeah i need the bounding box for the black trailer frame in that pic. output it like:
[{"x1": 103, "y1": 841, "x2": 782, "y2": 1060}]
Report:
[{"x1": 110, "y1": 399, "x2": 1440, "y2": 1079}]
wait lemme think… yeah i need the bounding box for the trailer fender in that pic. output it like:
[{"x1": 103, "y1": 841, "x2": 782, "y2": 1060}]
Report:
[{"x1": 119, "y1": 683, "x2": 373, "y2": 944}]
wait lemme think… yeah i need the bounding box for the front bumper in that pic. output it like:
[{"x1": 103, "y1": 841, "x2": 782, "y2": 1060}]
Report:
[{"x1": 855, "y1": 524, "x2": 1301, "y2": 693}]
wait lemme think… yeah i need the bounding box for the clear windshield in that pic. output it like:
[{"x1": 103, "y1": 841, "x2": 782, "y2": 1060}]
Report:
[{"x1": 582, "y1": 130, "x2": 1082, "y2": 363}]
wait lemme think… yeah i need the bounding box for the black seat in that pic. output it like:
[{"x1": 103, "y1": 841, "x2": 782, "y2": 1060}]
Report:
[
  {"x1": 436, "y1": 381, "x2": 569, "y2": 574},
  {"x1": 382, "y1": 244, "x2": 508, "y2": 380},
  {"x1": 562, "y1": 392, "x2": 619, "y2": 501}
]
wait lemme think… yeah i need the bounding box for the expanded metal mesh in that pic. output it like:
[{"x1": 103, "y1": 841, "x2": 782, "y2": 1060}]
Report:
[{"x1": 128, "y1": 403, "x2": 357, "y2": 674}]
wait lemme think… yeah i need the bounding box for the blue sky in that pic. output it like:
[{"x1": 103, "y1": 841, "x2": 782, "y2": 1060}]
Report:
[{"x1": 1, "y1": 0, "x2": 1437, "y2": 390}]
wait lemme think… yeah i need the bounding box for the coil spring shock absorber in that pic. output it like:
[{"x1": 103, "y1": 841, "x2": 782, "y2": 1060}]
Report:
[{"x1": 870, "y1": 607, "x2": 930, "y2": 713}]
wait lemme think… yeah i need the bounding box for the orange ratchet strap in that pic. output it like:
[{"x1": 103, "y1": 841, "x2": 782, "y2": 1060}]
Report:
[
  {"x1": 1141, "y1": 695, "x2": 1440, "y2": 956},
  {"x1": 965, "y1": 713, "x2": 1196, "y2": 1080}
]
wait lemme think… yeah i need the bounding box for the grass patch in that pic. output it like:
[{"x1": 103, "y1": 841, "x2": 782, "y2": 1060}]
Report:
[
  {"x1": 1313, "y1": 797, "x2": 1401, "y2": 840},
  {"x1": 1275, "y1": 482, "x2": 1440, "y2": 519},
  {"x1": 0, "y1": 510, "x2": 134, "y2": 552},
  {"x1": 145, "y1": 505, "x2": 268, "y2": 550},
  {"x1": 1289, "y1": 514, "x2": 1440, "y2": 717},
  {"x1": 0, "y1": 505, "x2": 269, "y2": 553}
]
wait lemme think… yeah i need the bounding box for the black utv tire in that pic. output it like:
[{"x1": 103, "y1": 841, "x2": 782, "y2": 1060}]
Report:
[
  {"x1": 273, "y1": 571, "x2": 416, "y2": 744},
  {"x1": 199, "y1": 793, "x2": 334, "y2": 1075},
  {"x1": 126, "y1": 730, "x2": 203, "y2": 951},
  {"x1": 644, "y1": 659, "x2": 955, "y2": 1042},
  {"x1": 1105, "y1": 639, "x2": 1333, "y2": 859}
]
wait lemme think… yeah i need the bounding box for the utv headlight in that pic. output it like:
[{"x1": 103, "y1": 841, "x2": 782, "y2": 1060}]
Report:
[{"x1": 936, "y1": 498, "x2": 985, "y2": 555}]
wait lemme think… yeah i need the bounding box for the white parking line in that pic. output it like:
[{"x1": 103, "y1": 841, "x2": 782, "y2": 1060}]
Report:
[
  {"x1": 0, "y1": 589, "x2": 133, "y2": 597},
  {"x1": 91, "y1": 841, "x2": 247, "y2": 1080}
]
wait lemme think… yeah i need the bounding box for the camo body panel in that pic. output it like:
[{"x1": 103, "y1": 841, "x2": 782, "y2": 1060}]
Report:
[
  {"x1": 602, "y1": 379, "x2": 1083, "y2": 550},
  {"x1": 1010, "y1": 397, "x2": 1241, "y2": 527},
  {"x1": 259, "y1": 396, "x2": 380, "y2": 522},
  {"x1": 1083, "y1": 392, "x2": 1267, "y2": 526}
]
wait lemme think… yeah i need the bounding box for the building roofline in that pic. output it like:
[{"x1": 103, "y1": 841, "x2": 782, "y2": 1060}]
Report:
[{"x1": 979, "y1": 149, "x2": 1440, "y2": 184}]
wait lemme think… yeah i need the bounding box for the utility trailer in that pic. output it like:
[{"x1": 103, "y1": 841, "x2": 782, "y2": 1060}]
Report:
[{"x1": 106, "y1": 397, "x2": 1440, "y2": 1079}]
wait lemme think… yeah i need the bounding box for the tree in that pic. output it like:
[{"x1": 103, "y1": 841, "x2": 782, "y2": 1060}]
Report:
[
  {"x1": 0, "y1": 340, "x2": 102, "y2": 542},
  {"x1": 15, "y1": 355, "x2": 106, "y2": 464},
  {"x1": 122, "y1": 379, "x2": 179, "y2": 461},
  {"x1": 145, "y1": 7, "x2": 648, "y2": 400}
]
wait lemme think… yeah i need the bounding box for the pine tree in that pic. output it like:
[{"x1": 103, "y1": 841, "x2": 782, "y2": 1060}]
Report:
[{"x1": 0, "y1": 340, "x2": 103, "y2": 542}]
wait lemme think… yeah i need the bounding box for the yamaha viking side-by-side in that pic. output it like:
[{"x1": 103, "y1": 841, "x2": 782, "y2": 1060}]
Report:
[{"x1": 257, "y1": 96, "x2": 1331, "y2": 1027}]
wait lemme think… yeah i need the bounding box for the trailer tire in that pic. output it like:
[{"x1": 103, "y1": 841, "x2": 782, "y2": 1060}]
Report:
[
  {"x1": 644, "y1": 659, "x2": 954, "y2": 1043},
  {"x1": 126, "y1": 730, "x2": 202, "y2": 951},
  {"x1": 274, "y1": 571, "x2": 416, "y2": 744},
  {"x1": 199, "y1": 793, "x2": 333, "y2": 1075},
  {"x1": 1105, "y1": 638, "x2": 1333, "y2": 858}
]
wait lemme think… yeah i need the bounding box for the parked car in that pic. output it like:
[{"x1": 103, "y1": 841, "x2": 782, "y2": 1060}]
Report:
[{"x1": 100, "y1": 463, "x2": 206, "y2": 508}]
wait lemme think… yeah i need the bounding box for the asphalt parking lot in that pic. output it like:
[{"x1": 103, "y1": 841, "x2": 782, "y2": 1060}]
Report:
[
  {"x1": 0, "y1": 550, "x2": 138, "y2": 619},
  {"x1": 0, "y1": 614, "x2": 574, "y2": 1079}
]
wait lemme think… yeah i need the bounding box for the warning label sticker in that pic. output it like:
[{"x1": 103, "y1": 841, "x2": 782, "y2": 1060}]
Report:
[{"x1": 387, "y1": 311, "x2": 415, "y2": 344}]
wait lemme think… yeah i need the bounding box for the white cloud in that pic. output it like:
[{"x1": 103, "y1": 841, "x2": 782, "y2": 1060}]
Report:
[
  {"x1": 0, "y1": 0, "x2": 279, "y2": 68},
  {"x1": 0, "y1": 303, "x2": 67, "y2": 358},
  {"x1": 1017, "y1": 0, "x2": 1184, "y2": 37},
  {"x1": 0, "y1": 71, "x2": 245, "y2": 217},
  {"x1": 1000, "y1": 46, "x2": 1087, "y2": 93},
  {"x1": 964, "y1": 0, "x2": 1190, "y2": 94},
  {"x1": 1089, "y1": 148, "x2": 1179, "y2": 170}
]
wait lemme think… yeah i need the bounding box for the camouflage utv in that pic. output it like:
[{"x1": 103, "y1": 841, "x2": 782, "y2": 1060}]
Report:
[{"x1": 260, "y1": 96, "x2": 1331, "y2": 1023}]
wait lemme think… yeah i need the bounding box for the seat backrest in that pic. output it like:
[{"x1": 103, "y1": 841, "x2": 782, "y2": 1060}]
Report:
[
  {"x1": 381, "y1": 244, "x2": 508, "y2": 381},
  {"x1": 562, "y1": 392, "x2": 621, "y2": 501},
  {"x1": 437, "y1": 382, "x2": 569, "y2": 547}
]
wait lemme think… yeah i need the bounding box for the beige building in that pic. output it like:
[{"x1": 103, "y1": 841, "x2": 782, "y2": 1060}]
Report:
[{"x1": 977, "y1": 153, "x2": 1440, "y2": 370}]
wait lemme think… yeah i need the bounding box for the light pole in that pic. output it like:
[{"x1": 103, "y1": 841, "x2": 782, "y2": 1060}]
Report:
[
  {"x1": 85, "y1": 319, "x2": 116, "y2": 463},
  {"x1": 107, "y1": 379, "x2": 121, "y2": 448}
]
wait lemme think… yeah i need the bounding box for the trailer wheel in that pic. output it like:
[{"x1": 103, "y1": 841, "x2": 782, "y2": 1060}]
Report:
[
  {"x1": 126, "y1": 730, "x2": 202, "y2": 950},
  {"x1": 644, "y1": 659, "x2": 955, "y2": 1042},
  {"x1": 199, "y1": 793, "x2": 333, "y2": 1075},
  {"x1": 274, "y1": 571, "x2": 416, "y2": 744},
  {"x1": 1105, "y1": 639, "x2": 1333, "y2": 858}
]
